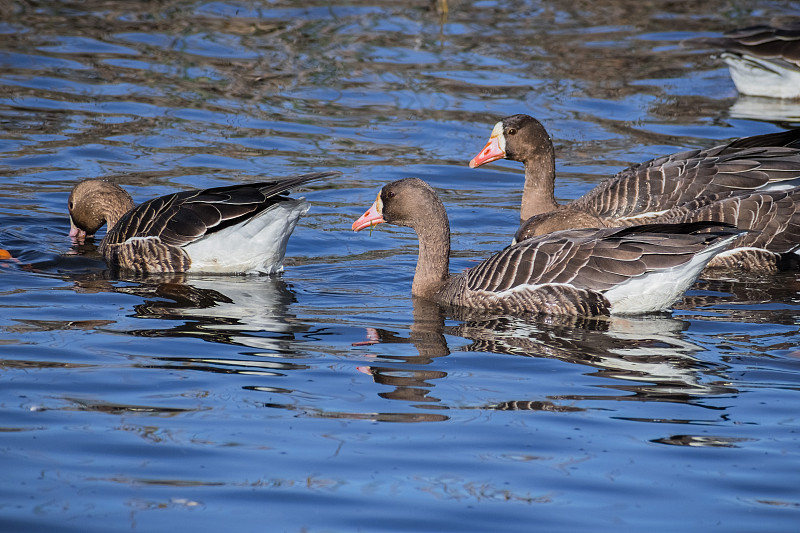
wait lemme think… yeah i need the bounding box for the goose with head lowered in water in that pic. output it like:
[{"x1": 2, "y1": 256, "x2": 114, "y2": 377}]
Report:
[{"x1": 68, "y1": 171, "x2": 340, "y2": 275}]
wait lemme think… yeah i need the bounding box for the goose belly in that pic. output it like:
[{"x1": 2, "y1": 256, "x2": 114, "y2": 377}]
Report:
[
  {"x1": 722, "y1": 53, "x2": 800, "y2": 99},
  {"x1": 184, "y1": 198, "x2": 309, "y2": 274},
  {"x1": 602, "y1": 235, "x2": 737, "y2": 314}
]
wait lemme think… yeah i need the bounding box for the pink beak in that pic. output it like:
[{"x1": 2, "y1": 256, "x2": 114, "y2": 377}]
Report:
[
  {"x1": 69, "y1": 217, "x2": 88, "y2": 240},
  {"x1": 352, "y1": 200, "x2": 385, "y2": 232},
  {"x1": 469, "y1": 134, "x2": 505, "y2": 168}
]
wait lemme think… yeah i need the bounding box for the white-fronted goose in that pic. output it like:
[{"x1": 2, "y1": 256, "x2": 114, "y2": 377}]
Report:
[
  {"x1": 517, "y1": 185, "x2": 800, "y2": 272},
  {"x1": 683, "y1": 23, "x2": 800, "y2": 99},
  {"x1": 469, "y1": 114, "x2": 800, "y2": 223},
  {"x1": 351, "y1": 178, "x2": 740, "y2": 316},
  {"x1": 68, "y1": 171, "x2": 339, "y2": 274}
]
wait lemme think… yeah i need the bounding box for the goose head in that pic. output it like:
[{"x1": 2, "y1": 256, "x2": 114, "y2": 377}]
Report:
[
  {"x1": 68, "y1": 179, "x2": 134, "y2": 239},
  {"x1": 352, "y1": 177, "x2": 443, "y2": 232},
  {"x1": 469, "y1": 114, "x2": 552, "y2": 168}
]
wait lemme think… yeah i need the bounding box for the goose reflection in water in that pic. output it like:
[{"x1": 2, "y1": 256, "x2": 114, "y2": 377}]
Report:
[
  {"x1": 727, "y1": 96, "x2": 800, "y2": 124},
  {"x1": 66, "y1": 271, "x2": 455, "y2": 423},
  {"x1": 679, "y1": 273, "x2": 800, "y2": 326},
  {"x1": 355, "y1": 298, "x2": 738, "y2": 413},
  {"x1": 63, "y1": 269, "x2": 798, "y2": 425},
  {"x1": 70, "y1": 272, "x2": 311, "y2": 374}
]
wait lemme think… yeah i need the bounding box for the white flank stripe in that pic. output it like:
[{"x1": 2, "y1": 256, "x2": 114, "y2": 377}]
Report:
[
  {"x1": 618, "y1": 209, "x2": 669, "y2": 222},
  {"x1": 714, "y1": 246, "x2": 766, "y2": 258},
  {"x1": 124, "y1": 235, "x2": 160, "y2": 245},
  {"x1": 494, "y1": 282, "x2": 568, "y2": 299}
]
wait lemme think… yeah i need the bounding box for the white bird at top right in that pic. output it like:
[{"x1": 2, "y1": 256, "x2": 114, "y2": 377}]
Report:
[{"x1": 684, "y1": 22, "x2": 800, "y2": 99}]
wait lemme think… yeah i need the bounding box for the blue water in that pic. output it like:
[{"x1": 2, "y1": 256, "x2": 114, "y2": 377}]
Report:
[{"x1": 2, "y1": 1, "x2": 800, "y2": 531}]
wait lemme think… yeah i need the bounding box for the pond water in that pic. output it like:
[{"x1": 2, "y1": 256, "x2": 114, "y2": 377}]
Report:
[{"x1": 2, "y1": 1, "x2": 800, "y2": 531}]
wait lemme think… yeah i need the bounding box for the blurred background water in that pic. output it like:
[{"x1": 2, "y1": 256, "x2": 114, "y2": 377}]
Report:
[{"x1": 1, "y1": 1, "x2": 800, "y2": 531}]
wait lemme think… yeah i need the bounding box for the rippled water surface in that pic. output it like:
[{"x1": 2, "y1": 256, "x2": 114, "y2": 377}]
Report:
[{"x1": 2, "y1": 1, "x2": 800, "y2": 531}]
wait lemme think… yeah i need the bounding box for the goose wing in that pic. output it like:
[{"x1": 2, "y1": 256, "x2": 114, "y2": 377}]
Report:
[
  {"x1": 685, "y1": 24, "x2": 800, "y2": 70},
  {"x1": 466, "y1": 223, "x2": 730, "y2": 295},
  {"x1": 656, "y1": 186, "x2": 800, "y2": 254},
  {"x1": 572, "y1": 131, "x2": 800, "y2": 221},
  {"x1": 103, "y1": 172, "x2": 337, "y2": 248},
  {"x1": 451, "y1": 223, "x2": 738, "y2": 315}
]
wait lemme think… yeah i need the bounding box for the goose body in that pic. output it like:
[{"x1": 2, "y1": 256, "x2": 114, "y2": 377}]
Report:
[
  {"x1": 68, "y1": 172, "x2": 338, "y2": 274},
  {"x1": 517, "y1": 185, "x2": 800, "y2": 272},
  {"x1": 684, "y1": 23, "x2": 800, "y2": 99},
  {"x1": 352, "y1": 178, "x2": 740, "y2": 316},
  {"x1": 470, "y1": 114, "x2": 800, "y2": 271}
]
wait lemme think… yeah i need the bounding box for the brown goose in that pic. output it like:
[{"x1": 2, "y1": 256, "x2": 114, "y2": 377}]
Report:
[
  {"x1": 683, "y1": 23, "x2": 800, "y2": 99},
  {"x1": 68, "y1": 171, "x2": 339, "y2": 274},
  {"x1": 469, "y1": 114, "x2": 800, "y2": 223},
  {"x1": 516, "y1": 185, "x2": 800, "y2": 271},
  {"x1": 351, "y1": 178, "x2": 740, "y2": 316}
]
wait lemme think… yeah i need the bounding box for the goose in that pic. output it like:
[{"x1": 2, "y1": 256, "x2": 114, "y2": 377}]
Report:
[
  {"x1": 470, "y1": 114, "x2": 800, "y2": 271},
  {"x1": 469, "y1": 114, "x2": 800, "y2": 224},
  {"x1": 351, "y1": 177, "x2": 740, "y2": 316},
  {"x1": 68, "y1": 171, "x2": 339, "y2": 274},
  {"x1": 683, "y1": 23, "x2": 800, "y2": 99}
]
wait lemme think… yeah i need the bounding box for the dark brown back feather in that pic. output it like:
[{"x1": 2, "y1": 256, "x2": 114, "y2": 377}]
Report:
[
  {"x1": 103, "y1": 171, "x2": 337, "y2": 248},
  {"x1": 465, "y1": 222, "x2": 739, "y2": 295},
  {"x1": 683, "y1": 23, "x2": 800, "y2": 68},
  {"x1": 572, "y1": 139, "x2": 800, "y2": 220}
]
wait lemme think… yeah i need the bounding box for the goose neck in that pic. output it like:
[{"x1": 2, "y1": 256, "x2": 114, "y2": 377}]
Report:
[
  {"x1": 520, "y1": 146, "x2": 559, "y2": 220},
  {"x1": 411, "y1": 202, "x2": 451, "y2": 299}
]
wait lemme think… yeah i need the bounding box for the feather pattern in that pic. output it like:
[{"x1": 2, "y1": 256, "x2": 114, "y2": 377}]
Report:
[
  {"x1": 580, "y1": 146, "x2": 800, "y2": 221},
  {"x1": 69, "y1": 171, "x2": 339, "y2": 274},
  {"x1": 654, "y1": 185, "x2": 800, "y2": 271},
  {"x1": 462, "y1": 224, "x2": 729, "y2": 296}
]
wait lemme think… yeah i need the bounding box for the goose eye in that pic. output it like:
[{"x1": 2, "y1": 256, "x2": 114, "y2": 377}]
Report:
[
  {"x1": 507, "y1": 128, "x2": 517, "y2": 136},
  {"x1": 387, "y1": 191, "x2": 395, "y2": 199},
  {"x1": 68, "y1": 201, "x2": 73, "y2": 210}
]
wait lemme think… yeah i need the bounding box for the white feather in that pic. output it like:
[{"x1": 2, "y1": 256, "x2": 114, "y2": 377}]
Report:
[
  {"x1": 617, "y1": 209, "x2": 670, "y2": 222},
  {"x1": 184, "y1": 198, "x2": 309, "y2": 274},
  {"x1": 123, "y1": 235, "x2": 160, "y2": 245},
  {"x1": 721, "y1": 53, "x2": 800, "y2": 99},
  {"x1": 603, "y1": 234, "x2": 738, "y2": 314}
]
